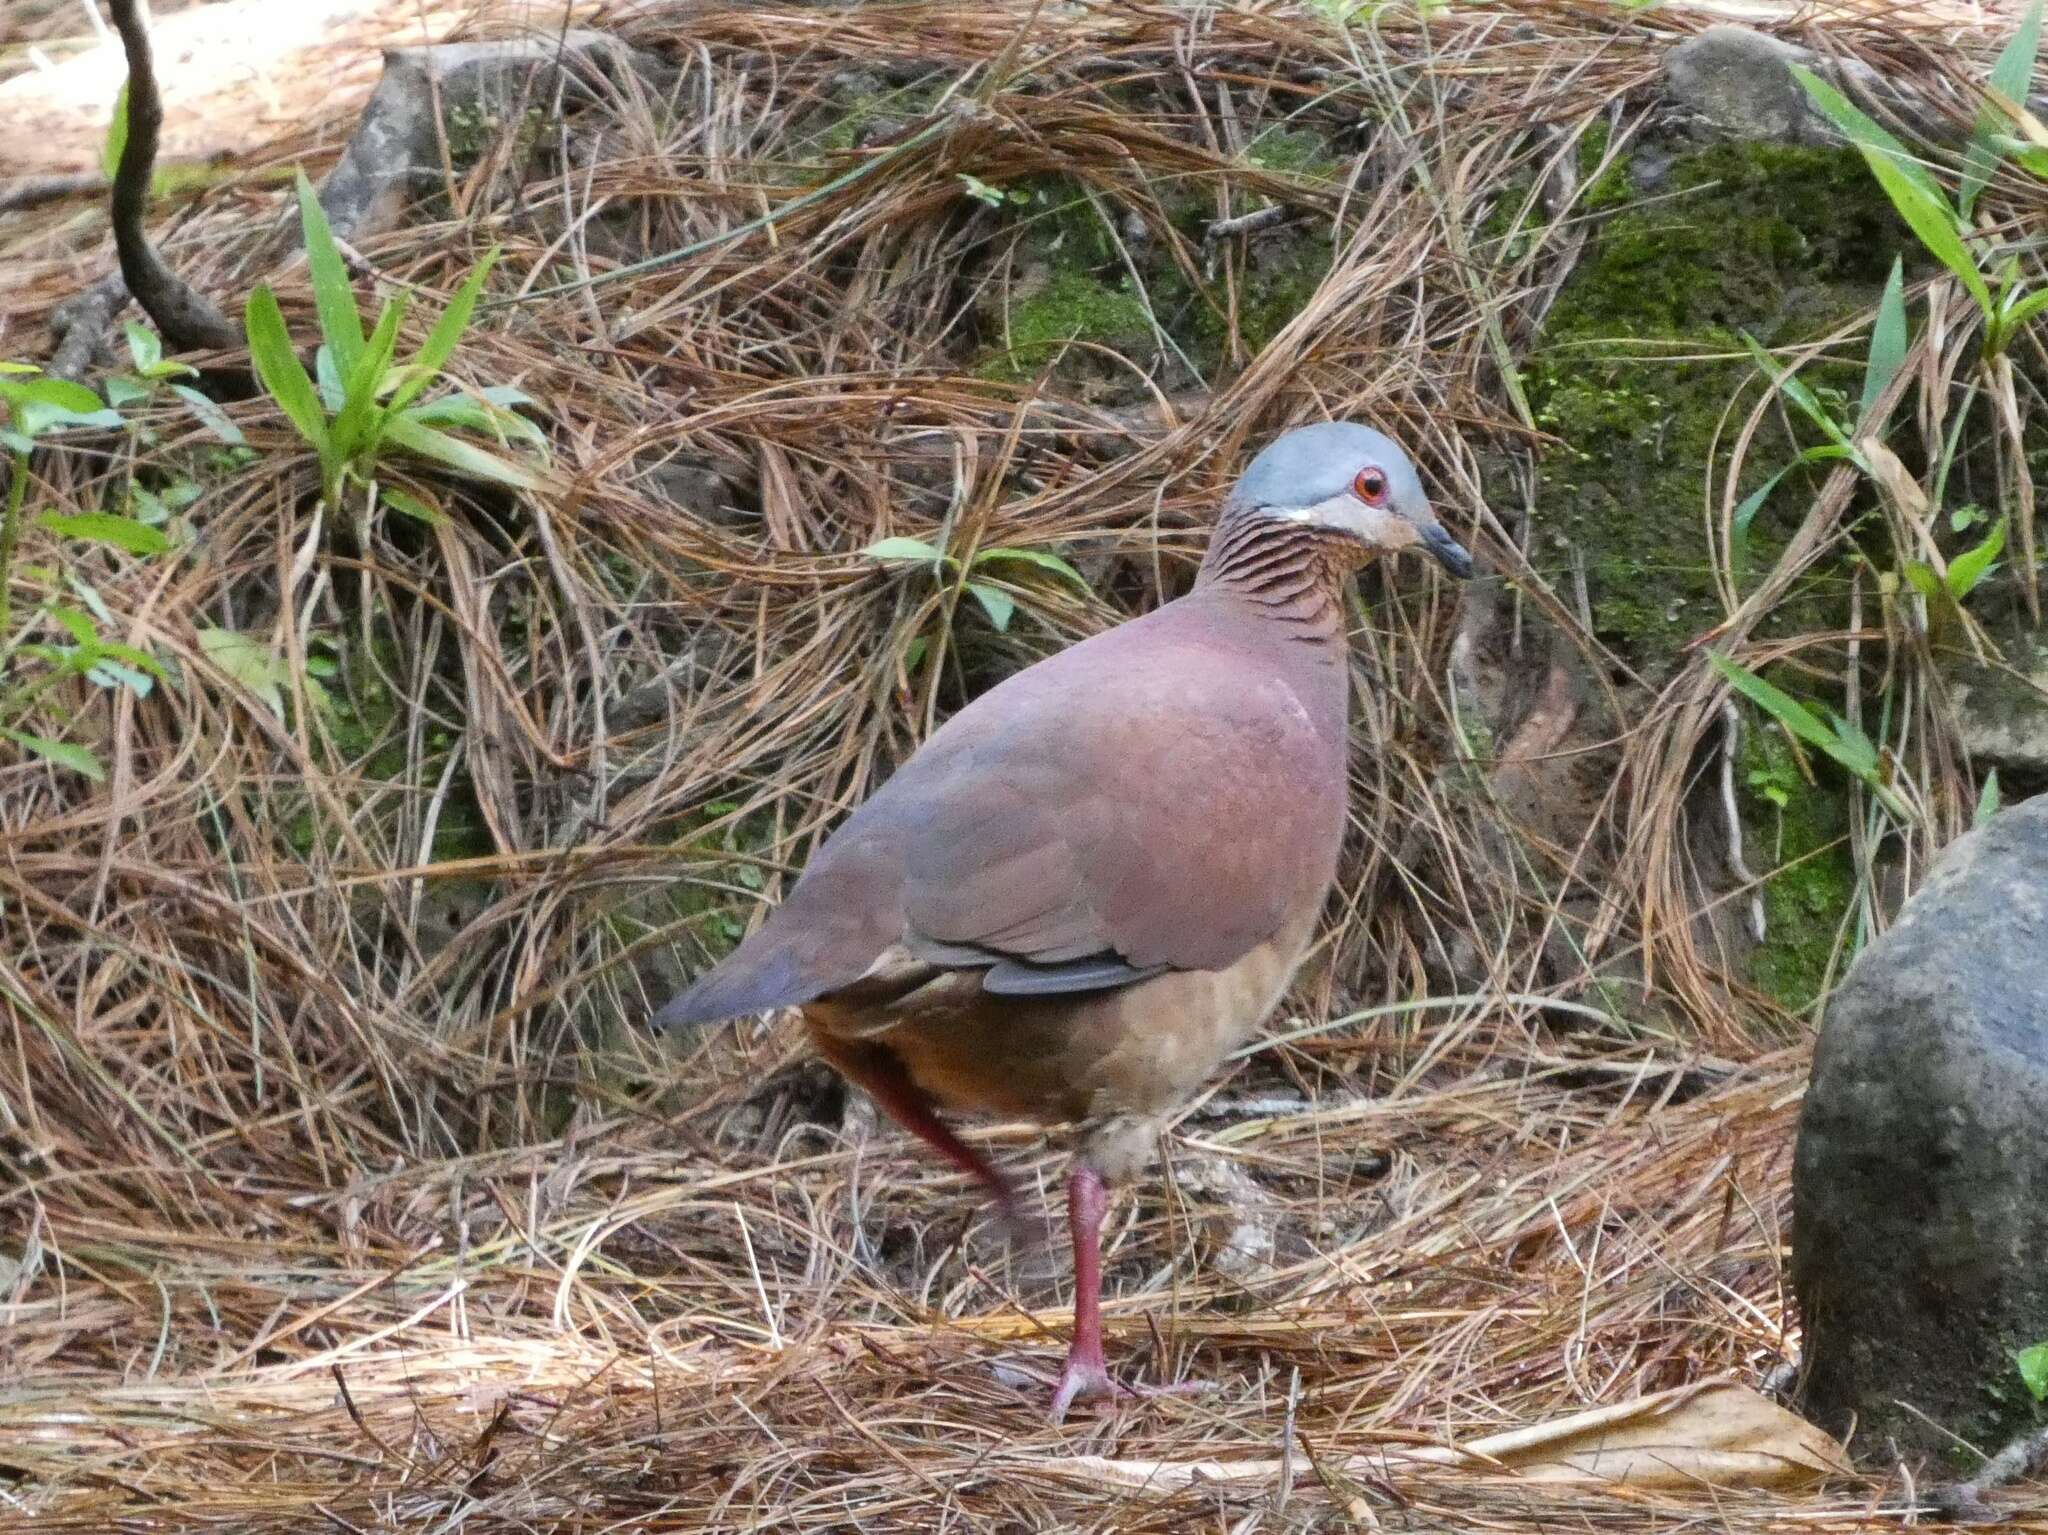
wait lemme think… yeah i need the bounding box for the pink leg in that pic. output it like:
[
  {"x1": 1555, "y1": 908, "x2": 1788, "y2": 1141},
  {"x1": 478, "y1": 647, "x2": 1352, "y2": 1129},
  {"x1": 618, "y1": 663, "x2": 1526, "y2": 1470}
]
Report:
[
  {"x1": 1050, "y1": 1164, "x2": 1119, "y2": 1421},
  {"x1": 1046, "y1": 1164, "x2": 1211, "y2": 1422}
]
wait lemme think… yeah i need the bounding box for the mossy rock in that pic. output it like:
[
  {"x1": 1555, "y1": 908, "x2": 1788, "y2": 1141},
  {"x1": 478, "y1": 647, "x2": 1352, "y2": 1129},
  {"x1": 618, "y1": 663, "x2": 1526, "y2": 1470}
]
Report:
[{"x1": 1515, "y1": 133, "x2": 1911, "y2": 670}]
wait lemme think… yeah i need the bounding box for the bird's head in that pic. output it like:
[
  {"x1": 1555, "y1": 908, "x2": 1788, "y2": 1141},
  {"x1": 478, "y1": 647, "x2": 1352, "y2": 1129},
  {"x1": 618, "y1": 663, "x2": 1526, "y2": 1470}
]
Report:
[{"x1": 1225, "y1": 421, "x2": 1474, "y2": 579}]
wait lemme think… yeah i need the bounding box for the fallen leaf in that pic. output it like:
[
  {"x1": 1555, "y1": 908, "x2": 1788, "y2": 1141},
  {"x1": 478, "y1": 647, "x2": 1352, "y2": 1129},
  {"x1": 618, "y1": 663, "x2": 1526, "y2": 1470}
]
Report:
[{"x1": 1030, "y1": 1380, "x2": 1846, "y2": 1494}]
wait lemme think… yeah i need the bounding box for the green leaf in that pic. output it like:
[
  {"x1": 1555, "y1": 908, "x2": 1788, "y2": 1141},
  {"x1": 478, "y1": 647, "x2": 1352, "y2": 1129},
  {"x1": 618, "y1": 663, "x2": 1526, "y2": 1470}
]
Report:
[
  {"x1": 296, "y1": 171, "x2": 363, "y2": 375},
  {"x1": 381, "y1": 413, "x2": 538, "y2": 490},
  {"x1": 3, "y1": 728, "x2": 105, "y2": 782},
  {"x1": 1901, "y1": 560, "x2": 1944, "y2": 603},
  {"x1": 37, "y1": 511, "x2": 172, "y2": 556},
  {"x1": 49, "y1": 604, "x2": 97, "y2": 645},
  {"x1": 1709, "y1": 651, "x2": 1906, "y2": 814},
  {"x1": 1791, "y1": 65, "x2": 1947, "y2": 207},
  {"x1": 243, "y1": 285, "x2": 331, "y2": 458},
  {"x1": 330, "y1": 293, "x2": 408, "y2": 466},
  {"x1": 862, "y1": 536, "x2": 948, "y2": 566},
  {"x1": 381, "y1": 484, "x2": 446, "y2": 526},
  {"x1": 123, "y1": 321, "x2": 162, "y2": 376},
  {"x1": 1791, "y1": 67, "x2": 1991, "y2": 317},
  {"x1": 168, "y1": 384, "x2": 245, "y2": 446},
  {"x1": 405, "y1": 392, "x2": 546, "y2": 451},
  {"x1": 385, "y1": 247, "x2": 498, "y2": 416},
  {"x1": 1946, "y1": 514, "x2": 2007, "y2": 599},
  {"x1": 965, "y1": 580, "x2": 1015, "y2": 630},
  {"x1": 3, "y1": 375, "x2": 108, "y2": 418},
  {"x1": 196, "y1": 626, "x2": 286, "y2": 719},
  {"x1": 1998, "y1": 285, "x2": 2048, "y2": 335},
  {"x1": 103, "y1": 375, "x2": 151, "y2": 409},
  {"x1": 87, "y1": 657, "x2": 155, "y2": 696},
  {"x1": 958, "y1": 173, "x2": 1007, "y2": 207},
  {"x1": 88, "y1": 639, "x2": 166, "y2": 680},
  {"x1": 2017, "y1": 1341, "x2": 2048, "y2": 1403},
  {"x1": 101, "y1": 81, "x2": 129, "y2": 182},
  {"x1": 1962, "y1": 0, "x2": 2045, "y2": 216},
  {"x1": 313, "y1": 344, "x2": 346, "y2": 415},
  {"x1": 1731, "y1": 462, "x2": 1800, "y2": 576},
  {"x1": 971, "y1": 545, "x2": 1091, "y2": 590},
  {"x1": 1860, "y1": 257, "x2": 1909, "y2": 427},
  {"x1": 1742, "y1": 334, "x2": 1852, "y2": 452},
  {"x1": 1975, "y1": 769, "x2": 2002, "y2": 828}
]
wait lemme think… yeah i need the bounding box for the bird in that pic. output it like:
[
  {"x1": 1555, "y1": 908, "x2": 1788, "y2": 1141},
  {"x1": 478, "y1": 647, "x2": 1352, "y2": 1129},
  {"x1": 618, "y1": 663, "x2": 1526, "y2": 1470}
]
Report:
[{"x1": 656, "y1": 421, "x2": 1473, "y2": 1420}]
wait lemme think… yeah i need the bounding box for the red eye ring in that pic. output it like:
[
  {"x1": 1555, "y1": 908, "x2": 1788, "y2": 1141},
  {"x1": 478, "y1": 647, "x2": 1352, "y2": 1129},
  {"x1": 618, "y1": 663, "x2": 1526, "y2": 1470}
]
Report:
[{"x1": 1354, "y1": 466, "x2": 1389, "y2": 507}]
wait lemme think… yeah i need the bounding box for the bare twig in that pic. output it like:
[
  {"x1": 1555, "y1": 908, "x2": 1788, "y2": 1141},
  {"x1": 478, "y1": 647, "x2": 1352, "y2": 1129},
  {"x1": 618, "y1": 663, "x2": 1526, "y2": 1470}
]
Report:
[{"x1": 104, "y1": 0, "x2": 241, "y2": 354}]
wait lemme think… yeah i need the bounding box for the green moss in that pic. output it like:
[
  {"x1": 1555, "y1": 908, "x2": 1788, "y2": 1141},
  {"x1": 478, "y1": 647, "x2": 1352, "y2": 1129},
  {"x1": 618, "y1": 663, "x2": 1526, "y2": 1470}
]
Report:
[
  {"x1": 980, "y1": 267, "x2": 1155, "y2": 380},
  {"x1": 1739, "y1": 726, "x2": 1856, "y2": 1012},
  {"x1": 1522, "y1": 138, "x2": 1907, "y2": 666},
  {"x1": 1244, "y1": 127, "x2": 1342, "y2": 182},
  {"x1": 974, "y1": 159, "x2": 1337, "y2": 390}
]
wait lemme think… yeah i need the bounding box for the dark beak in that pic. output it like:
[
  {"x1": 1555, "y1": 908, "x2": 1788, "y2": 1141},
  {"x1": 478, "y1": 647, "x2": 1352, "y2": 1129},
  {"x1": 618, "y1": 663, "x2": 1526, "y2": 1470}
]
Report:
[{"x1": 1420, "y1": 523, "x2": 1475, "y2": 580}]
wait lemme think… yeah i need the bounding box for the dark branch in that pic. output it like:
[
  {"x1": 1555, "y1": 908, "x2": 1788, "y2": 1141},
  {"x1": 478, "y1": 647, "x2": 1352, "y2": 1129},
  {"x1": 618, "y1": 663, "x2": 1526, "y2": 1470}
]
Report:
[{"x1": 105, "y1": 0, "x2": 240, "y2": 354}]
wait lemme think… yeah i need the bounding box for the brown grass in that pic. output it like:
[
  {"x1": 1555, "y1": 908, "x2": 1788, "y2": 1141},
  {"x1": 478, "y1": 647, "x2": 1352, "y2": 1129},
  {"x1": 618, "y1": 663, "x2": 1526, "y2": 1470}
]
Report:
[{"x1": 1, "y1": 0, "x2": 2042, "y2": 1528}]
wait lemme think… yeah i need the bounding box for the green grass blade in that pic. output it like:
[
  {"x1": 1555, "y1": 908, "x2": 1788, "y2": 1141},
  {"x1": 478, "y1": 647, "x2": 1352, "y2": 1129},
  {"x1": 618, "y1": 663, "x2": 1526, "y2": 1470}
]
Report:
[
  {"x1": 1793, "y1": 67, "x2": 1993, "y2": 316},
  {"x1": 1791, "y1": 65, "x2": 1946, "y2": 206},
  {"x1": 1860, "y1": 257, "x2": 1909, "y2": 427},
  {"x1": 1946, "y1": 514, "x2": 2007, "y2": 599},
  {"x1": 1963, "y1": 0, "x2": 2045, "y2": 216},
  {"x1": 1741, "y1": 334, "x2": 1853, "y2": 451},
  {"x1": 386, "y1": 247, "x2": 497, "y2": 416},
  {"x1": 383, "y1": 413, "x2": 537, "y2": 490},
  {"x1": 972, "y1": 546, "x2": 1091, "y2": 590},
  {"x1": 295, "y1": 171, "x2": 363, "y2": 374},
  {"x1": 331, "y1": 294, "x2": 408, "y2": 466},
  {"x1": 862, "y1": 536, "x2": 947, "y2": 565},
  {"x1": 1866, "y1": 152, "x2": 1992, "y2": 317},
  {"x1": 241, "y1": 285, "x2": 331, "y2": 458}
]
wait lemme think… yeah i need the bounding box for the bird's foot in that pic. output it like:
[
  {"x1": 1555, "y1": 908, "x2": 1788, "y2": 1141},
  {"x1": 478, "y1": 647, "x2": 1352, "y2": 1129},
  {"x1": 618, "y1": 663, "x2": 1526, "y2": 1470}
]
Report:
[{"x1": 1044, "y1": 1345, "x2": 1210, "y2": 1423}]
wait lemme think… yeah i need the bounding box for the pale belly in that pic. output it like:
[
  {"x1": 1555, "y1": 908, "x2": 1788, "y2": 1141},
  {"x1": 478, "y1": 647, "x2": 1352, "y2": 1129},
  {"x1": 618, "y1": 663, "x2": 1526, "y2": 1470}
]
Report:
[{"x1": 804, "y1": 910, "x2": 1316, "y2": 1135}]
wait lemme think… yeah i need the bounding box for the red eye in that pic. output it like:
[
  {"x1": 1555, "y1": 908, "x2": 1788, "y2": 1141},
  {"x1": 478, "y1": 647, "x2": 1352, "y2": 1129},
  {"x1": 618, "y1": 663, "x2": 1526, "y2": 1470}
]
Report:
[{"x1": 1354, "y1": 466, "x2": 1389, "y2": 506}]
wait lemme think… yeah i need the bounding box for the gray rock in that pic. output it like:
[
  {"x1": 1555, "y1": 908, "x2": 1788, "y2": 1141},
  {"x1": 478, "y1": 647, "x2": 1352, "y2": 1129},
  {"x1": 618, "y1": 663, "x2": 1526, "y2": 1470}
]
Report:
[
  {"x1": 1946, "y1": 637, "x2": 2048, "y2": 774},
  {"x1": 1792, "y1": 793, "x2": 2048, "y2": 1464},
  {"x1": 1663, "y1": 27, "x2": 1836, "y2": 146}
]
